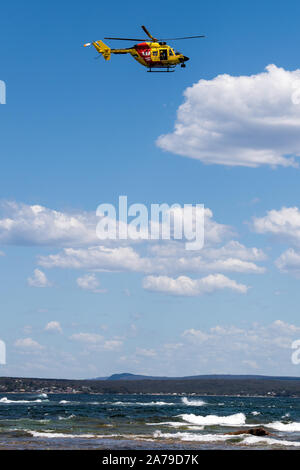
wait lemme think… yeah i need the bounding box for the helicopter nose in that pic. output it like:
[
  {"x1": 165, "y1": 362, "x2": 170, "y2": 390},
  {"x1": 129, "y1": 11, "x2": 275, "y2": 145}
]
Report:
[{"x1": 183, "y1": 56, "x2": 190, "y2": 62}]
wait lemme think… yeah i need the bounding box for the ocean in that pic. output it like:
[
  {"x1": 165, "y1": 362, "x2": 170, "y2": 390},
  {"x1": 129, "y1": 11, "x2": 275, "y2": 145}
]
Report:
[{"x1": 0, "y1": 393, "x2": 300, "y2": 449}]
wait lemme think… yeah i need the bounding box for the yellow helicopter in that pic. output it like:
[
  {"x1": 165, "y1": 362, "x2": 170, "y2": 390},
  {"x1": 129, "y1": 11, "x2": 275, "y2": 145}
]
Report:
[{"x1": 84, "y1": 25, "x2": 205, "y2": 72}]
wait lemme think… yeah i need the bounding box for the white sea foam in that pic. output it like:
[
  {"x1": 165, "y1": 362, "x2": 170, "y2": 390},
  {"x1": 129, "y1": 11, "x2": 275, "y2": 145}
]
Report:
[
  {"x1": 241, "y1": 435, "x2": 300, "y2": 447},
  {"x1": 187, "y1": 426, "x2": 205, "y2": 430},
  {"x1": 142, "y1": 401, "x2": 174, "y2": 406},
  {"x1": 153, "y1": 430, "x2": 234, "y2": 442},
  {"x1": 153, "y1": 430, "x2": 300, "y2": 447},
  {"x1": 0, "y1": 397, "x2": 45, "y2": 404},
  {"x1": 147, "y1": 421, "x2": 203, "y2": 429},
  {"x1": 266, "y1": 421, "x2": 300, "y2": 432},
  {"x1": 58, "y1": 414, "x2": 76, "y2": 420},
  {"x1": 28, "y1": 431, "x2": 97, "y2": 439},
  {"x1": 181, "y1": 397, "x2": 207, "y2": 406},
  {"x1": 251, "y1": 411, "x2": 260, "y2": 416},
  {"x1": 112, "y1": 401, "x2": 174, "y2": 406},
  {"x1": 59, "y1": 400, "x2": 71, "y2": 404},
  {"x1": 179, "y1": 413, "x2": 246, "y2": 427}
]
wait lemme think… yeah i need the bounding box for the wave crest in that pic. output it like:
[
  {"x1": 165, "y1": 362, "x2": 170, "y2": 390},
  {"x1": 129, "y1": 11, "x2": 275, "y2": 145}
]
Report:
[
  {"x1": 181, "y1": 397, "x2": 206, "y2": 406},
  {"x1": 179, "y1": 412, "x2": 246, "y2": 426}
]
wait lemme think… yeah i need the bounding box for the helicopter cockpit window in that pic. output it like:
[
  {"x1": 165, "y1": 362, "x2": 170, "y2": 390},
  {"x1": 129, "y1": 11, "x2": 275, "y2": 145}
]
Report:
[
  {"x1": 169, "y1": 49, "x2": 174, "y2": 56},
  {"x1": 152, "y1": 51, "x2": 158, "y2": 56}
]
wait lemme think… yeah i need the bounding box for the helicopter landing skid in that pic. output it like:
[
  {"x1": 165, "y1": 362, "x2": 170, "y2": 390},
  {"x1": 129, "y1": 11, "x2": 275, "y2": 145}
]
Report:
[{"x1": 147, "y1": 67, "x2": 175, "y2": 73}]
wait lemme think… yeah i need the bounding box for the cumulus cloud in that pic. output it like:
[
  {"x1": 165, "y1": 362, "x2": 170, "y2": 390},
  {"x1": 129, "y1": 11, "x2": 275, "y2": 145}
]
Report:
[
  {"x1": 44, "y1": 321, "x2": 62, "y2": 334},
  {"x1": 39, "y1": 244, "x2": 264, "y2": 276},
  {"x1": 252, "y1": 207, "x2": 300, "y2": 246},
  {"x1": 142, "y1": 273, "x2": 248, "y2": 296},
  {"x1": 275, "y1": 248, "x2": 300, "y2": 276},
  {"x1": 146, "y1": 240, "x2": 266, "y2": 275},
  {"x1": 76, "y1": 273, "x2": 107, "y2": 293},
  {"x1": 14, "y1": 338, "x2": 44, "y2": 350},
  {"x1": 252, "y1": 207, "x2": 300, "y2": 276},
  {"x1": 0, "y1": 202, "x2": 231, "y2": 248},
  {"x1": 183, "y1": 320, "x2": 300, "y2": 350},
  {"x1": 136, "y1": 348, "x2": 157, "y2": 358},
  {"x1": 115, "y1": 320, "x2": 300, "y2": 376},
  {"x1": 0, "y1": 201, "x2": 97, "y2": 246},
  {"x1": 39, "y1": 246, "x2": 153, "y2": 272},
  {"x1": 70, "y1": 333, "x2": 104, "y2": 344},
  {"x1": 0, "y1": 200, "x2": 266, "y2": 292},
  {"x1": 27, "y1": 269, "x2": 51, "y2": 288},
  {"x1": 70, "y1": 333, "x2": 122, "y2": 350},
  {"x1": 157, "y1": 65, "x2": 300, "y2": 167}
]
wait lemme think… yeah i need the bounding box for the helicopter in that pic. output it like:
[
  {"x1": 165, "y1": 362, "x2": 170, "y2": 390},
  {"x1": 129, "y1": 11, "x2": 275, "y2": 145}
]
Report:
[{"x1": 84, "y1": 25, "x2": 205, "y2": 72}]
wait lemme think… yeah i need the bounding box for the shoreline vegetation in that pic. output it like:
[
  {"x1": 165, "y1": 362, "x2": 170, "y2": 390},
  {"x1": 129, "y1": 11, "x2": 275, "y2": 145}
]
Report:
[{"x1": 0, "y1": 375, "x2": 300, "y2": 397}]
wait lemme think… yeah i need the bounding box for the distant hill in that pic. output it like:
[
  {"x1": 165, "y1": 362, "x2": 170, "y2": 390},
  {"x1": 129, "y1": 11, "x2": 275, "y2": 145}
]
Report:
[
  {"x1": 92, "y1": 372, "x2": 300, "y2": 382},
  {"x1": 1, "y1": 375, "x2": 300, "y2": 396}
]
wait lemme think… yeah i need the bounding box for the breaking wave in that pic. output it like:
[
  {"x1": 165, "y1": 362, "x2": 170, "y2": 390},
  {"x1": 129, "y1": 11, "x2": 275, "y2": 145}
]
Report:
[
  {"x1": 242, "y1": 435, "x2": 300, "y2": 447},
  {"x1": 181, "y1": 397, "x2": 207, "y2": 406},
  {"x1": 153, "y1": 431, "x2": 233, "y2": 442},
  {"x1": 266, "y1": 421, "x2": 300, "y2": 432},
  {"x1": 179, "y1": 413, "x2": 246, "y2": 427},
  {"x1": 153, "y1": 431, "x2": 300, "y2": 447},
  {"x1": 0, "y1": 397, "x2": 47, "y2": 404},
  {"x1": 112, "y1": 401, "x2": 175, "y2": 406},
  {"x1": 147, "y1": 421, "x2": 204, "y2": 430},
  {"x1": 27, "y1": 430, "x2": 98, "y2": 439}
]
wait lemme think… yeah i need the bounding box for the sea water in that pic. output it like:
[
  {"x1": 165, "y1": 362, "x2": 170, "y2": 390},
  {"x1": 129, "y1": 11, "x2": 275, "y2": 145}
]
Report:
[{"x1": 0, "y1": 393, "x2": 299, "y2": 449}]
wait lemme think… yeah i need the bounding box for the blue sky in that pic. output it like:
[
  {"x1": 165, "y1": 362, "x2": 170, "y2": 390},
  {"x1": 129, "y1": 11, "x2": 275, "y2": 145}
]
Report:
[{"x1": 1, "y1": 0, "x2": 300, "y2": 378}]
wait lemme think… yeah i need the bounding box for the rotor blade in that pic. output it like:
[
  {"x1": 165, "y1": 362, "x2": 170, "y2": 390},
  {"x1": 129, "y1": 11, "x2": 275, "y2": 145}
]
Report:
[
  {"x1": 141, "y1": 25, "x2": 157, "y2": 41},
  {"x1": 104, "y1": 37, "x2": 147, "y2": 41},
  {"x1": 158, "y1": 35, "x2": 205, "y2": 40}
]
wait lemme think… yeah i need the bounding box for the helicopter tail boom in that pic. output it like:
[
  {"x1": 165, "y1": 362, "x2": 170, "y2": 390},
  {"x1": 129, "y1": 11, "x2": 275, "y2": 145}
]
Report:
[{"x1": 85, "y1": 40, "x2": 111, "y2": 60}]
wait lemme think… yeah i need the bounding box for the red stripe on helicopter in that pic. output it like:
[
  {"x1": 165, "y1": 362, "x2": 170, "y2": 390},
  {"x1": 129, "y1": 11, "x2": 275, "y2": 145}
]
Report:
[{"x1": 135, "y1": 42, "x2": 152, "y2": 63}]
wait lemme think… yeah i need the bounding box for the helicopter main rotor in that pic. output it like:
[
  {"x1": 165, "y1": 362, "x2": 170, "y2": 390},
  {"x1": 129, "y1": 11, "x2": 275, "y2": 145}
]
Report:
[{"x1": 104, "y1": 25, "x2": 205, "y2": 43}]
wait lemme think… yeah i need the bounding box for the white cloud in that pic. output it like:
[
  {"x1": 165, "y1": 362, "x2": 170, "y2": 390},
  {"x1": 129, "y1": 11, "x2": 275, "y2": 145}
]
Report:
[
  {"x1": 70, "y1": 333, "x2": 104, "y2": 344},
  {"x1": 136, "y1": 348, "x2": 157, "y2": 358},
  {"x1": 44, "y1": 321, "x2": 62, "y2": 334},
  {"x1": 0, "y1": 201, "x2": 266, "y2": 293},
  {"x1": 146, "y1": 240, "x2": 266, "y2": 274},
  {"x1": 157, "y1": 65, "x2": 300, "y2": 167},
  {"x1": 0, "y1": 201, "x2": 97, "y2": 246},
  {"x1": 275, "y1": 248, "x2": 300, "y2": 276},
  {"x1": 100, "y1": 340, "x2": 123, "y2": 351},
  {"x1": 27, "y1": 269, "x2": 50, "y2": 288},
  {"x1": 0, "y1": 202, "x2": 230, "y2": 248},
  {"x1": 113, "y1": 320, "x2": 300, "y2": 377},
  {"x1": 14, "y1": 337, "x2": 44, "y2": 350},
  {"x1": 70, "y1": 333, "x2": 122, "y2": 350},
  {"x1": 252, "y1": 207, "x2": 300, "y2": 276},
  {"x1": 39, "y1": 239, "x2": 265, "y2": 276},
  {"x1": 252, "y1": 207, "x2": 300, "y2": 246},
  {"x1": 203, "y1": 241, "x2": 266, "y2": 262},
  {"x1": 182, "y1": 320, "x2": 300, "y2": 351},
  {"x1": 39, "y1": 246, "x2": 153, "y2": 272},
  {"x1": 142, "y1": 273, "x2": 248, "y2": 296},
  {"x1": 76, "y1": 273, "x2": 107, "y2": 293}
]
